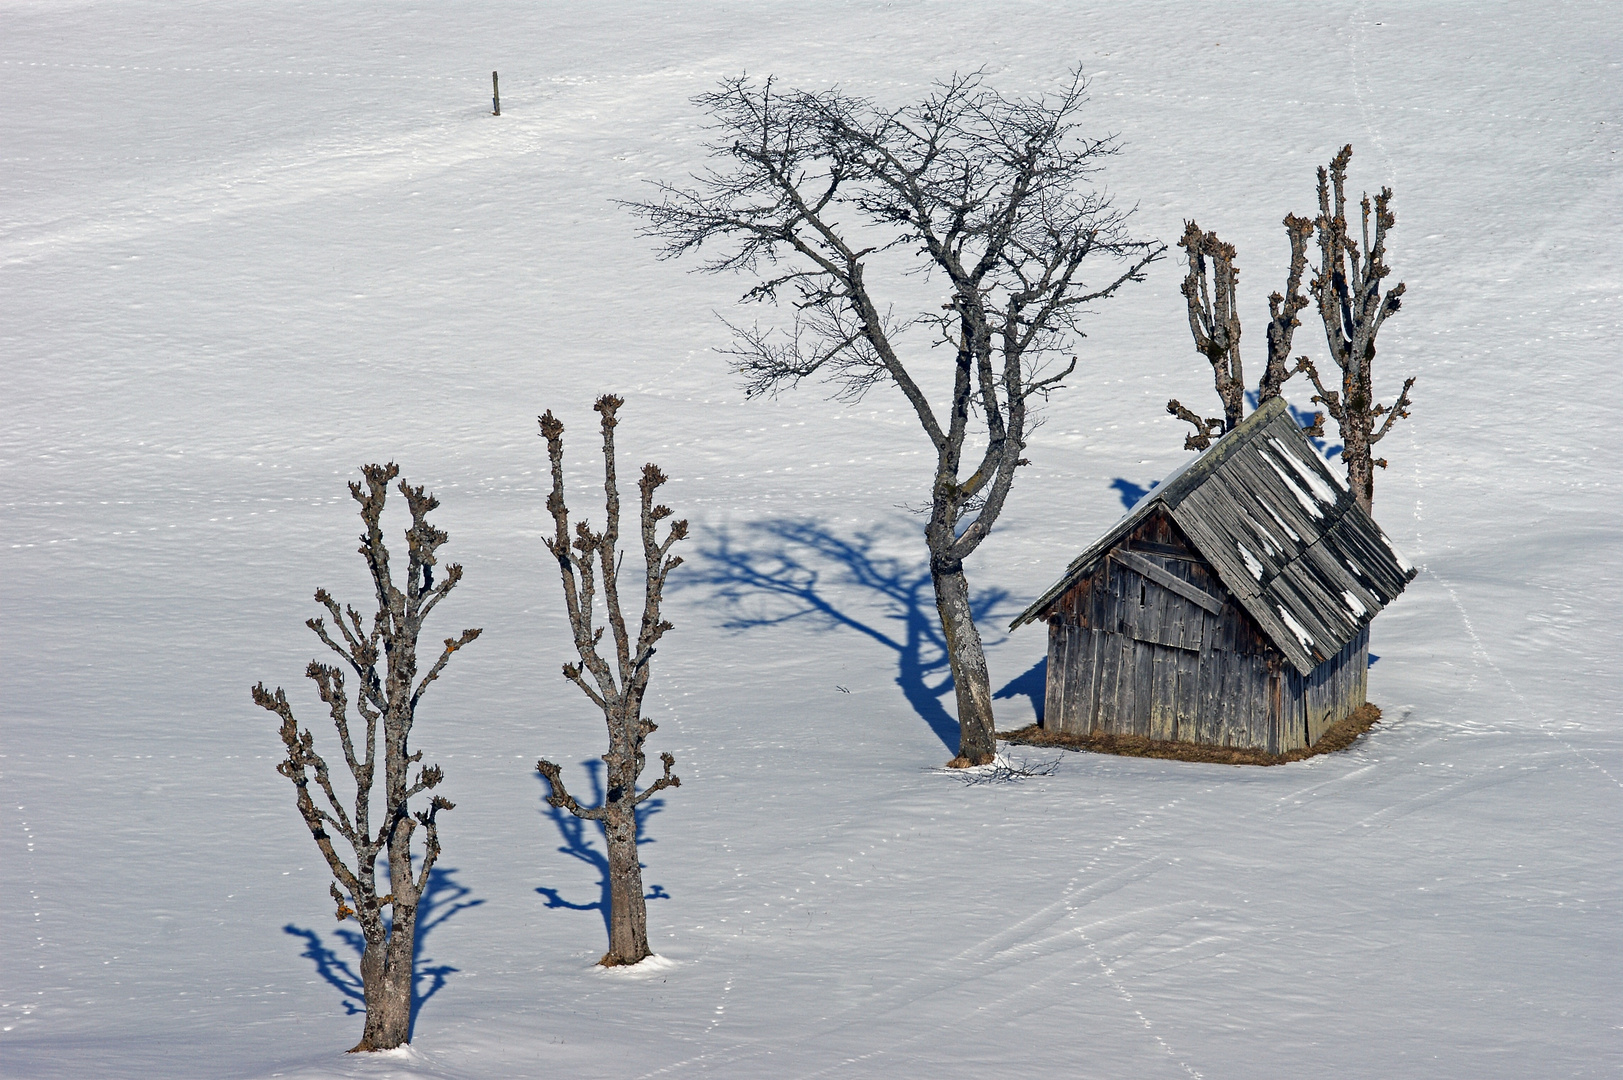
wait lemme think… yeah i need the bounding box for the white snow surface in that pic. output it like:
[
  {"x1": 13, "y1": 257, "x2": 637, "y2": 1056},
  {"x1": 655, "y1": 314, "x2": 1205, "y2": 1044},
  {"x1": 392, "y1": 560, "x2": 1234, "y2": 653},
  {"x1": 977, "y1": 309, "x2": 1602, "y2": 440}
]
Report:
[{"x1": 3, "y1": 3, "x2": 1621, "y2": 1079}]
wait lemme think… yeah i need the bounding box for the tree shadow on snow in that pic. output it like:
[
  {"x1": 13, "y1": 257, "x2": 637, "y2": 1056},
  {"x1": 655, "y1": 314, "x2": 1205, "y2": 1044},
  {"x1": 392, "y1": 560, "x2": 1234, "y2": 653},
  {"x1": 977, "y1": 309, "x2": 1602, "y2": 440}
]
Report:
[
  {"x1": 533, "y1": 758, "x2": 669, "y2": 934},
  {"x1": 282, "y1": 863, "x2": 483, "y2": 1037},
  {"x1": 1109, "y1": 477, "x2": 1159, "y2": 510},
  {"x1": 687, "y1": 519, "x2": 1012, "y2": 752}
]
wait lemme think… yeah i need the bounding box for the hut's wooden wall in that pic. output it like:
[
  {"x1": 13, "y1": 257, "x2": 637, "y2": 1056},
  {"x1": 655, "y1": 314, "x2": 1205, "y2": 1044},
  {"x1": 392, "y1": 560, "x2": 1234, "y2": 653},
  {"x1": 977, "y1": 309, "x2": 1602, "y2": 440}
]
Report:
[
  {"x1": 1286, "y1": 625, "x2": 1370, "y2": 746},
  {"x1": 1040, "y1": 511, "x2": 1369, "y2": 754}
]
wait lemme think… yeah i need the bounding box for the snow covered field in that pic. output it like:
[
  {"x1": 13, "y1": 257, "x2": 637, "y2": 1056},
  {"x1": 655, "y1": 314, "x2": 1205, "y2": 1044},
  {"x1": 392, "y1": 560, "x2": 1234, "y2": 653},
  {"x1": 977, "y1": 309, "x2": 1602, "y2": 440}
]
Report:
[{"x1": 3, "y1": 2, "x2": 1620, "y2": 1077}]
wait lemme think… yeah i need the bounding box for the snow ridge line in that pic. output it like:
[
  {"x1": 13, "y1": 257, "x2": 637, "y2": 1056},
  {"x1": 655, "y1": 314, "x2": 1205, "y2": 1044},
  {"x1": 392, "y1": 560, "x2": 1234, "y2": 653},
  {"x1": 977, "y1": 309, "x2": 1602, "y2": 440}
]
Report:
[{"x1": 0, "y1": 59, "x2": 461, "y2": 81}]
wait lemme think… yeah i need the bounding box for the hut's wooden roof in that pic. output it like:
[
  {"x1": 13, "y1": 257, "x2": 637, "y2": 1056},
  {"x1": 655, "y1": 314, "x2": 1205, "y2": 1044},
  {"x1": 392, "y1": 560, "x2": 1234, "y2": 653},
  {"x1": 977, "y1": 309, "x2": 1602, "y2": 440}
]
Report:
[{"x1": 1010, "y1": 397, "x2": 1416, "y2": 675}]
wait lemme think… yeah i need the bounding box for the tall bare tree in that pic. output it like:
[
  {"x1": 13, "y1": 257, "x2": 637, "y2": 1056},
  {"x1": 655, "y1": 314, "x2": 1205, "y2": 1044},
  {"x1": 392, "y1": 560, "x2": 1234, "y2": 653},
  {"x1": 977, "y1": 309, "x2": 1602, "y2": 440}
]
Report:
[
  {"x1": 631, "y1": 70, "x2": 1161, "y2": 766},
  {"x1": 1296, "y1": 144, "x2": 1414, "y2": 512},
  {"x1": 252, "y1": 464, "x2": 480, "y2": 1052},
  {"x1": 535, "y1": 396, "x2": 685, "y2": 966},
  {"x1": 1167, "y1": 213, "x2": 1314, "y2": 450}
]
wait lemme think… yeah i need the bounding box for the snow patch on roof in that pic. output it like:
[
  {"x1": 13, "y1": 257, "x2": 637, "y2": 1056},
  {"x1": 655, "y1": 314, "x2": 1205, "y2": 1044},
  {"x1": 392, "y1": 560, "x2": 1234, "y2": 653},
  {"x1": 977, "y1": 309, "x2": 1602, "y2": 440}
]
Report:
[
  {"x1": 1238, "y1": 542, "x2": 1264, "y2": 581},
  {"x1": 1277, "y1": 605, "x2": 1314, "y2": 648},
  {"x1": 1379, "y1": 528, "x2": 1415, "y2": 574},
  {"x1": 1343, "y1": 556, "x2": 1385, "y2": 604},
  {"x1": 1244, "y1": 514, "x2": 1280, "y2": 557},
  {"x1": 1268, "y1": 436, "x2": 1341, "y2": 506},
  {"x1": 1343, "y1": 590, "x2": 1368, "y2": 619},
  {"x1": 1263, "y1": 452, "x2": 1325, "y2": 519},
  {"x1": 1256, "y1": 494, "x2": 1301, "y2": 542}
]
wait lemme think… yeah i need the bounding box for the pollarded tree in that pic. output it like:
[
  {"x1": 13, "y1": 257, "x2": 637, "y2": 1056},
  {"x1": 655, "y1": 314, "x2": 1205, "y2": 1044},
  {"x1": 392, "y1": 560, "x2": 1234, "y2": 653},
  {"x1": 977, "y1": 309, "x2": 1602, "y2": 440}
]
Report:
[
  {"x1": 535, "y1": 396, "x2": 685, "y2": 966},
  {"x1": 251, "y1": 463, "x2": 480, "y2": 1052},
  {"x1": 1296, "y1": 144, "x2": 1414, "y2": 512},
  {"x1": 631, "y1": 70, "x2": 1161, "y2": 766},
  {"x1": 1167, "y1": 213, "x2": 1315, "y2": 449}
]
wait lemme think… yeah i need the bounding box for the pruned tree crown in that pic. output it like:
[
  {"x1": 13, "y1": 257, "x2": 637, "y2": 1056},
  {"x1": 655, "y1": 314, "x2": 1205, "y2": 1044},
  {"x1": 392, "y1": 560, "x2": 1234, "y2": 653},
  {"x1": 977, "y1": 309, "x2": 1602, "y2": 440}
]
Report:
[
  {"x1": 1296, "y1": 145, "x2": 1414, "y2": 510},
  {"x1": 534, "y1": 396, "x2": 685, "y2": 965},
  {"x1": 251, "y1": 463, "x2": 479, "y2": 1052}
]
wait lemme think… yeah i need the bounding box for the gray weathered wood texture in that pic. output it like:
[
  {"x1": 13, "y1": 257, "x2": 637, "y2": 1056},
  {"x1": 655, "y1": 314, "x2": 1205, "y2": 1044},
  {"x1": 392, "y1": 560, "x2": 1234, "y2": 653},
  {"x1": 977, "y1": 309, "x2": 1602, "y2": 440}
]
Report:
[{"x1": 1018, "y1": 398, "x2": 1410, "y2": 752}]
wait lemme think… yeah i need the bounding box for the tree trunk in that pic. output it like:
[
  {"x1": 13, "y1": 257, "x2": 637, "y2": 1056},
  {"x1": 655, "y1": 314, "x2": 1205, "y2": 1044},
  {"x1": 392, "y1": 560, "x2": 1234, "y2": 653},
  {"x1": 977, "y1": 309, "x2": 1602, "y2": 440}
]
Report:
[
  {"x1": 1342, "y1": 402, "x2": 1375, "y2": 513},
  {"x1": 351, "y1": 835, "x2": 420, "y2": 1051},
  {"x1": 351, "y1": 914, "x2": 414, "y2": 1052},
  {"x1": 933, "y1": 564, "x2": 996, "y2": 767},
  {"x1": 601, "y1": 800, "x2": 651, "y2": 966}
]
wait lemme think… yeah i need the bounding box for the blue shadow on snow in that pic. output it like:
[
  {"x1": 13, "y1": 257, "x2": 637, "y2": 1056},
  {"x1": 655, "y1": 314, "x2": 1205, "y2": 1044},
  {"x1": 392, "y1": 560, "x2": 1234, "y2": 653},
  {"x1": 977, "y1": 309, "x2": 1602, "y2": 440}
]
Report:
[
  {"x1": 687, "y1": 519, "x2": 1015, "y2": 752},
  {"x1": 993, "y1": 655, "x2": 1046, "y2": 724},
  {"x1": 282, "y1": 862, "x2": 482, "y2": 1038},
  {"x1": 533, "y1": 758, "x2": 669, "y2": 935},
  {"x1": 1109, "y1": 478, "x2": 1159, "y2": 510}
]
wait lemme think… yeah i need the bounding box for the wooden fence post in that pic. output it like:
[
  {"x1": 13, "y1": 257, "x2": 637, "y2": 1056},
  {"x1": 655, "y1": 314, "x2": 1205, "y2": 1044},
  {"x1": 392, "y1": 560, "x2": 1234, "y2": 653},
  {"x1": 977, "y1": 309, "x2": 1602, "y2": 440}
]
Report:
[{"x1": 492, "y1": 71, "x2": 500, "y2": 116}]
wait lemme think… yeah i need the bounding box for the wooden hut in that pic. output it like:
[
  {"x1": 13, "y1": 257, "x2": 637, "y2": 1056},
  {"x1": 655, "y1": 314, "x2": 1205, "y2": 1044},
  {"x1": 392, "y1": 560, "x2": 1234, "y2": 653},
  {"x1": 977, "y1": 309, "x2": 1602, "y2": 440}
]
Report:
[{"x1": 1009, "y1": 397, "x2": 1416, "y2": 754}]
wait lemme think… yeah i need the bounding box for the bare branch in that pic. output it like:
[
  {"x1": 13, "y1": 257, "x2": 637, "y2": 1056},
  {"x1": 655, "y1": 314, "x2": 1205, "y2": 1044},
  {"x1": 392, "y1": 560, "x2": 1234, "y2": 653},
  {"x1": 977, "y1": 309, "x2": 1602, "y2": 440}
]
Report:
[
  {"x1": 535, "y1": 758, "x2": 607, "y2": 821},
  {"x1": 1371, "y1": 375, "x2": 1417, "y2": 446},
  {"x1": 1166, "y1": 398, "x2": 1225, "y2": 451},
  {"x1": 627, "y1": 68, "x2": 1158, "y2": 767},
  {"x1": 533, "y1": 402, "x2": 687, "y2": 965},
  {"x1": 631, "y1": 752, "x2": 682, "y2": 807},
  {"x1": 411, "y1": 628, "x2": 483, "y2": 711}
]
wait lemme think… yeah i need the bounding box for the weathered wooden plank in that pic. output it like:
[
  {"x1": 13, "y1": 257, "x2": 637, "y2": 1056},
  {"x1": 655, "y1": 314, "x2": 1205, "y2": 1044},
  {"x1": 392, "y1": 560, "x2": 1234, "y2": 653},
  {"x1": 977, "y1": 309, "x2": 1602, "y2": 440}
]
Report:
[
  {"x1": 1073, "y1": 624, "x2": 1094, "y2": 732},
  {"x1": 1044, "y1": 622, "x2": 1066, "y2": 732},
  {"x1": 1218, "y1": 657, "x2": 1240, "y2": 747},
  {"x1": 1150, "y1": 645, "x2": 1177, "y2": 741},
  {"x1": 1112, "y1": 550, "x2": 1225, "y2": 615},
  {"x1": 1132, "y1": 640, "x2": 1155, "y2": 736},
  {"x1": 1252, "y1": 660, "x2": 1275, "y2": 750},
  {"x1": 1097, "y1": 630, "x2": 1123, "y2": 735},
  {"x1": 1049, "y1": 623, "x2": 1068, "y2": 732},
  {"x1": 1117, "y1": 637, "x2": 1138, "y2": 736},
  {"x1": 1081, "y1": 626, "x2": 1105, "y2": 732},
  {"x1": 1173, "y1": 646, "x2": 1199, "y2": 743},
  {"x1": 1050, "y1": 622, "x2": 1073, "y2": 732}
]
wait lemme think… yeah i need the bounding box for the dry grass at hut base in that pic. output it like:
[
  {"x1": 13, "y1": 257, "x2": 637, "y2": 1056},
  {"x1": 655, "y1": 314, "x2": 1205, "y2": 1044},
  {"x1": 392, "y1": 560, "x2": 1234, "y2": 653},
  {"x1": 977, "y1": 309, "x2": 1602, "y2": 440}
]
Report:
[{"x1": 998, "y1": 703, "x2": 1382, "y2": 767}]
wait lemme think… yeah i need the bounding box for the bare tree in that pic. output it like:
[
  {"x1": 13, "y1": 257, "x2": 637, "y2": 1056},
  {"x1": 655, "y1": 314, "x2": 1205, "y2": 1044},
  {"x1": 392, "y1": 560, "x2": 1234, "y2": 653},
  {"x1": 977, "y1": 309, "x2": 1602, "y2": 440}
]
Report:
[
  {"x1": 1296, "y1": 144, "x2": 1414, "y2": 512},
  {"x1": 251, "y1": 464, "x2": 480, "y2": 1052},
  {"x1": 535, "y1": 396, "x2": 685, "y2": 966},
  {"x1": 630, "y1": 70, "x2": 1161, "y2": 766},
  {"x1": 1167, "y1": 213, "x2": 1315, "y2": 450}
]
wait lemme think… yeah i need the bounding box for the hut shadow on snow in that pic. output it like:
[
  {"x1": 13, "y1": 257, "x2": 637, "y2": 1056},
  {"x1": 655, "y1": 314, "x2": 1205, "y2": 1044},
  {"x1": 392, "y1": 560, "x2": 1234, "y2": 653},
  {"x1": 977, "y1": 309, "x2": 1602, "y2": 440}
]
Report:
[
  {"x1": 282, "y1": 863, "x2": 483, "y2": 1037},
  {"x1": 994, "y1": 656, "x2": 1047, "y2": 723},
  {"x1": 691, "y1": 519, "x2": 1022, "y2": 751},
  {"x1": 533, "y1": 759, "x2": 670, "y2": 935}
]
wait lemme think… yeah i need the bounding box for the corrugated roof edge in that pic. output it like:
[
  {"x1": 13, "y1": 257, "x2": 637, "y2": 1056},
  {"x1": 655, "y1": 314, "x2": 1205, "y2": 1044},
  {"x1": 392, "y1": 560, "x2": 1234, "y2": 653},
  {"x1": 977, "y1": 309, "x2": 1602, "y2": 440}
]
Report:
[{"x1": 1008, "y1": 398, "x2": 1292, "y2": 631}]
